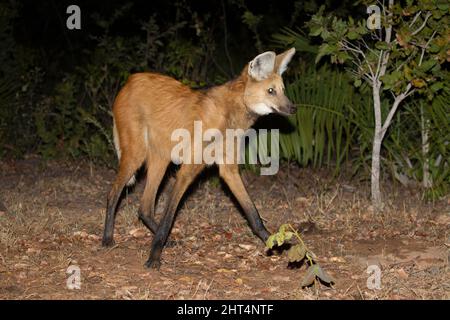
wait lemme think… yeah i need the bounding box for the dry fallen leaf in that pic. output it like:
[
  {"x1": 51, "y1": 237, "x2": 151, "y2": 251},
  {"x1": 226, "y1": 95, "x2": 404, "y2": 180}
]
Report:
[
  {"x1": 217, "y1": 268, "x2": 236, "y2": 273},
  {"x1": 178, "y1": 276, "x2": 193, "y2": 283},
  {"x1": 122, "y1": 285, "x2": 138, "y2": 291},
  {"x1": 238, "y1": 244, "x2": 255, "y2": 251},
  {"x1": 129, "y1": 228, "x2": 148, "y2": 238},
  {"x1": 273, "y1": 275, "x2": 290, "y2": 282},
  {"x1": 115, "y1": 288, "x2": 134, "y2": 299},
  {"x1": 26, "y1": 248, "x2": 41, "y2": 254},
  {"x1": 88, "y1": 234, "x2": 101, "y2": 241},
  {"x1": 224, "y1": 232, "x2": 233, "y2": 240},
  {"x1": 435, "y1": 214, "x2": 450, "y2": 225},
  {"x1": 330, "y1": 256, "x2": 346, "y2": 263},
  {"x1": 295, "y1": 196, "x2": 310, "y2": 204},
  {"x1": 73, "y1": 231, "x2": 88, "y2": 239},
  {"x1": 397, "y1": 268, "x2": 409, "y2": 279}
]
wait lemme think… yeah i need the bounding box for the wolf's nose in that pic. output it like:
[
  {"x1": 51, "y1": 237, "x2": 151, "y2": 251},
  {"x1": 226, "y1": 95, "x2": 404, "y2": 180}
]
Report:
[{"x1": 288, "y1": 103, "x2": 297, "y2": 114}]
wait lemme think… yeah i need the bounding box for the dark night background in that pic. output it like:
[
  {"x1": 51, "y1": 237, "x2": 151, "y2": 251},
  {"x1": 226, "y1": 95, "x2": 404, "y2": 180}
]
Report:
[
  {"x1": 11, "y1": 0, "x2": 354, "y2": 80},
  {"x1": 1, "y1": 0, "x2": 359, "y2": 158}
]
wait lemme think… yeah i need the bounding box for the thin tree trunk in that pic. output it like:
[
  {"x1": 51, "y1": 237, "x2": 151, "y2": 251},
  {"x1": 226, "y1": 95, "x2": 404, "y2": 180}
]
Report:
[
  {"x1": 371, "y1": 84, "x2": 383, "y2": 211},
  {"x1": 421, "y1": 103, "x2": 432, "y2": 188},
  {"x1": 369, "y1": 0, "x2": 394, "y2": 212}
]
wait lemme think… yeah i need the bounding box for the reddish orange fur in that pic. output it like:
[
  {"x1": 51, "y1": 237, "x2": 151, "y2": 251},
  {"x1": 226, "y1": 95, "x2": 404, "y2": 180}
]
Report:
[{"x1": 103, "y1": 49, "x2": 296, "y2": 268}]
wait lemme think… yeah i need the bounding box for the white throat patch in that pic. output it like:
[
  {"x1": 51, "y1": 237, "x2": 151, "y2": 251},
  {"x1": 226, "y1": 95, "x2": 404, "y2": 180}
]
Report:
[{"x1": 250, "y1": 103, "x2": 273, "y2": 115}]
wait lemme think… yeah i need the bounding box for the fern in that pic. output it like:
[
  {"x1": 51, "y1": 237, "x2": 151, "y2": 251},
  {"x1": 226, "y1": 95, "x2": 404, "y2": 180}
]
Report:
[{"x1": 280, "y1": 65, "x2": 357, "y2": 171}]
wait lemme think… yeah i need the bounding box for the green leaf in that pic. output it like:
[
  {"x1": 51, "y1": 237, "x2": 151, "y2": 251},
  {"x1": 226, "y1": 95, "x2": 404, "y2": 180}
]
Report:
[
  {"x1": 336, "y1": 51, "x2": 350, "y2": 64},
  {"x1": 266, "y1": 235, "x2": 276, "y2": 249},
  {"x1": 430, "y1": 82, "x2": 443, "y2": 93},
  {"x1": 309, "y1": 25, "x2": 323, "y2": 37},
  {"x1": 375, "y1": 41, "x2": 389, "y2": 50},
  {"x1": 381, "y1": 70, "x2": 402, "y2": 89},
  {"x1": 284, "y1": 231, "x2": 294, "y2": 241},
  {"x1": 354, "y1": 78, "x2": 362, "y2": 87},
  {"x1": 432, "y1": 9, "x2": 443, "y2": 19},
  {"x1": 419, "y1": 59, "x2": 437, "y2": 72},
  {"x1": 404, "y1": 65, "x2": 413, "y2": 81},
  {"x1": 278, "y1": 224, "x2": 289, "y2": 234},
  {"x1": 315, "y1": 43, "x2": 337, "y2": 63},
  {"x1": 412, "y1": 78, "x2": 426, "y2": 88},
  {"x1": 276, "y1": 233, "x2": 285, "y2": 246},
  {"x1": 348, "y1": 16, "x2": 354, "y2": 26},
  {"x1": 437, "y1": 2, "x2": 449, "y2": 11},
  {"x1": 429, "y1": 43, "x2": 441, "y2": 53},
  {"x1": 331, "y1": 17, "x2": 348, "y2": 39},
  {"x1": 347, "y1": 30, "x2": 359, "y2": 40},
  {"x1": 288, "y1": 244, "x2": 307, "y2": 262},
  {"x1": 356, "y1": 22, "x2": 368, "y2": 35}
]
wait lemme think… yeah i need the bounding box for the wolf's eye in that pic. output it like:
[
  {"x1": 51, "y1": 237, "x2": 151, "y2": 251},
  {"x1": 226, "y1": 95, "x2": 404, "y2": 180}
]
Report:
[{"x1": 268, "y1": 88, "x2": 276, "y2": 95}]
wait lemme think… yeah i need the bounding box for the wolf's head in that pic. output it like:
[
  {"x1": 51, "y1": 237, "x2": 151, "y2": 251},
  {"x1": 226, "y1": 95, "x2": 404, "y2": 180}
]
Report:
[{"x1": 244, "y1": 48, "x2": 296, "y2": 116}]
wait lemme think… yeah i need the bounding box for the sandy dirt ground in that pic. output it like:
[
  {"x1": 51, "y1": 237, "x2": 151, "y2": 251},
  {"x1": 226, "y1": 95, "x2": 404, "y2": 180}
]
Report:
[{"x1": 0, "y1": 156, "x2": 448, "y2": 299}]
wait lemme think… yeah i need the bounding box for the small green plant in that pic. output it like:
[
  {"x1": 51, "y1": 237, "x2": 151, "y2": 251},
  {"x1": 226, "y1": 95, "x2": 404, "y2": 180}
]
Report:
[{"x1": 266, "y1": 224, "x2": 335, "y2": 289}]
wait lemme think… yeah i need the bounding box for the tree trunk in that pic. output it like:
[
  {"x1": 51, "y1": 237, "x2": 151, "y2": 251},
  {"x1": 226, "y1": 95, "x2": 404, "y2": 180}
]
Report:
[
  {"x1": 371, "y1": 132, "x2": 383, "y2": 210},
  {"x1": 371, "y1": 84, "x2": 383, "y2": 211},
  {"x1": 421, "y1": 103, "x2": 432, "y2": 188}
]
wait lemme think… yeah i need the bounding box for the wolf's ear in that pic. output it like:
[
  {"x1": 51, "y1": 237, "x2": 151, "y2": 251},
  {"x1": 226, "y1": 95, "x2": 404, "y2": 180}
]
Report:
[
  {"x1": 275, "y1": 48, "x2": 296, "y2": 75},
  {"x1": 248, "y1": 51, "x2": 276, "y2": 81}
]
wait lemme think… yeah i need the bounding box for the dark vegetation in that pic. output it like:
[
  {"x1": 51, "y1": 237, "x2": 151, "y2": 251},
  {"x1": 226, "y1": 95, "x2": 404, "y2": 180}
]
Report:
[{"x1": 0, "y1": 0, "x2": 448, "y2": 199}]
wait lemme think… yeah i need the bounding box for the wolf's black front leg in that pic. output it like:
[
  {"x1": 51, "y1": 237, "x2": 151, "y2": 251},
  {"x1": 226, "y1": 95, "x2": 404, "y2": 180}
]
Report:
[{"x1": 219, "y1": 164, "x2": 270, "y2": 243}]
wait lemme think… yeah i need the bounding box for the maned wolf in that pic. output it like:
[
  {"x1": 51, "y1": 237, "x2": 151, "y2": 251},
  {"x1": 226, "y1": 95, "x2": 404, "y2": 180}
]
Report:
[{"x1": 102, "y1": 48, "x2": 296, "y2": 269}]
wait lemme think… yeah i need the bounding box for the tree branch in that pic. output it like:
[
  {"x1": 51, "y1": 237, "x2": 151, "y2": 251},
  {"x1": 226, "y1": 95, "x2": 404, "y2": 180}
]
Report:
[
  {"x1": 375, "y1": 49, "x2": 383, "y2": 79},
  {"x1": 341, "y1": 40, "x2": 376, "y2": 79},
  {"x1": 379, "y1": 0, "x2": 394, "y2": 78},
  {"x1": 381, "y1": 83, "x2": 412, "y2": 138},
  {"x1": 395, "y1": 49, "x2": 418, "y2": 72},
  {"x1": 411, "y1": 12, "x2": 432, "y2": 37},
  {"x1": 380, "y1": 14, "x2": 436, "y2": 141},
  {"x1": 419, "y1": 30, "x2": 437, "y2": 65},
  {"x1": 408, "y1": 11, "x2": 422, "y2": 28}
]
